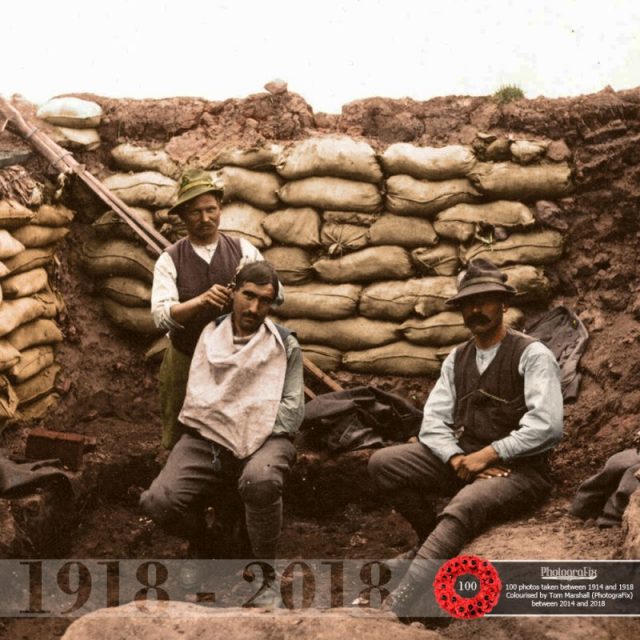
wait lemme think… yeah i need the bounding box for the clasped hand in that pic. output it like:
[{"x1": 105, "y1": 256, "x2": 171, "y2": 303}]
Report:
[{"x1": 449, "y1": 446, "x2": 510, "y2": 482}]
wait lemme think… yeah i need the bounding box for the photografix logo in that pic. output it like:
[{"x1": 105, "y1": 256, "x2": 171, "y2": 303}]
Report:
[{"x1": 540, "y1": 566, "x2": 598, "y2": 581}]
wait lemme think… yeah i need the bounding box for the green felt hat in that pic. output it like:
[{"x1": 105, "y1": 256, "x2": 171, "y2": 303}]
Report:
[{"x1": 169, "y1": 169, "x2": 224, "y2": 216}]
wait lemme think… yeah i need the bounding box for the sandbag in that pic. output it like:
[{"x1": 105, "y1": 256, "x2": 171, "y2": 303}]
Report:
[
  {"x1": 262, "y1": 208, "x2": 321, "y2": 247},
  {"x1": 380, "y1": 143, "x2": 477, "y2": 179},
  {"x1": 9, "y1": 346, "x2": 55, "y2": 384},
  {"x1": 386, "y1": 175, "x2": 481, "y2": 216},
  {"x1": 18, "y1": 392, "x2": 60, "y2": 421},
  {"x1": 213, "y1": 167, "x2": 283, "y2": 211},
  {"x1": 510, "y1": 140, "x2": 547, "y2": 164},
  {"x1": 102, "y1": 172, "x2": 178, "y2": 208},
  {"x1": 14, "y1": 364, "x2": 61, "y2": 405},
  {"x1": 274, "y1": 283, "x2": 361, "y2": 320},
  {"x1": 301, "y1": 344, "x2": 342, "y2": 372},
  {"x1": 0, "y1": 375, "x2": 19, "y2": 420},
  {"x1": 1, "y1": 268, "x2": 49, "y2": 299},
  {"x1": 368, "y1": 215, "x2": 438, "y2": 247},
  {"x1": 31, "y1": 204, "x2": 75, "y2": 227},
  {"x1": 343, "y1": 342, "x2": 441, "y2": 377},
  {"x1": 400, "y1": 308, "x2": 524, "y2": 347},
  {"x1": 0, "y1": 230, "x2": 25, "y2": 259},
  {"x1": 98, "y1": 276, "x2": 151, "y2": 307},
  {"x1": 434, "y1": 201, "x2": 536, "y2": 243},
  {"x1": 11, "y1": 225, "x2": 69, "y2": 248},
  {"x1": 0, "y1": 340, "x2": 21, "y2": 372},
  {"x1": 0, "y1": 297, "x2": 47, "y2": 337},
  {"x1": 463, "y1": 231, "x2": 564, "y2": 267},
  {"x1": 468, "y1": 162, "x2": 572, "y2": 200},
  {"x1": 219, "y1": 203, "x2": 272, "y2": 250},
  {"x1": 262, "y1": 247, "x2": 313, "y2": 285},
  {"x1": 322, "y1": 210, "x2": 381, "y2": 226},
  {"x1": 34, "y1": 289, "x2": 66, "y2": 318},
  {"x1": 81, "y1": 238, "x2": 155, "y2": 283},
  {"x1": 313, "y1": 246, "x2": 414, "y2": 283},
  {"x1": 5, "y1": 318, "x2": 63, "y2": 352},
  {"x1": 281, "y1": 317, "x2": 399, "y2": 351},
  {"x1": 102, "y1": 298, "x2": 162, "y2": 335},
  {"x1": 360, "y1": 276, "x2": 457, "y2": 321},
  {"x1": 411, "y1": 244, "x2": 460, "y2": 276},
  {"x1": 111, "y1": 143, "x2": 180, "y2": 178},
  {"x1": 211, "y1": 144, "x2": 283, "y2": 170},
  {"x1": 92, "y1": 207, "x2": 156, "y2": 240},
  {"x1": 37, "y1": 97, "x2": 102, "y2": 128},
  {"x1": 53, "y1": 126, "x2": 100, "y2": 151},
  {"x1": 0, "y1": 199, "x2": 34, "y2": 229},
  {"x1": 320, "y1": 223, "x2": 369, "y2": 255},
  {"x1": 2, "y1": 246, "x2": 55, "y2": 276},
  {"x1": 503, "y1": 264, "x2": 554, "y2": 303},
  {"x1": 276, "y1": 136, "x2": 383, "y2": 183},
  {"x1": 278, "y1": 177, "x2": 382, "y2": 213},
  {"x1": 0, "y1": 262, "x2": 9, "y2": 278}
]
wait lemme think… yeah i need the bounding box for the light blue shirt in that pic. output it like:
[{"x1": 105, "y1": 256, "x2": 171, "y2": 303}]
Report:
[{"x1": 419, "y1": 340, "x2": 563, "y2": 463}]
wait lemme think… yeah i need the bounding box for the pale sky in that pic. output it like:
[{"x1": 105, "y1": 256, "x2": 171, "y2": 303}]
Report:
[{"x1": 3, "y1": 0, "x2": 640, "y2": 113}]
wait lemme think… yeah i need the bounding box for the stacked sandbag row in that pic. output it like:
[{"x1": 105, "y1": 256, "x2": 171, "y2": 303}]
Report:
[
  {"x1": 90, "y1": 135, "x2": 570, "y2": 377},
  {"x1": 37, "y1": 97, "x2": 103, "y2": 151},
  {"x1": 0, "y1": 199, "x2": 72, "y2": 422},
  {"x1": 212, "y1": 136, "x2": 569, "y2": 376},
  {"x1": 79, "y1": 144, "x2": 180, "y2": 336}
]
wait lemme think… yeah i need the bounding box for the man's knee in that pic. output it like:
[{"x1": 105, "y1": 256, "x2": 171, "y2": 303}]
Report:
[
  {"x1": 139, "y1": 485, "x2": 183, "y2": 527},
  {"x1": 238, "y1": 475, "x2": 282, "y2": 507},
  {"x1": 368, "y1": 447, "x2": 402, "y2": 491}
]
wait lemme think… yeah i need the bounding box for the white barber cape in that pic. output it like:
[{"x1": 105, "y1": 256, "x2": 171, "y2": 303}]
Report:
[{"x1": 178, "y1": 316, "x2": 288, "y2": 459}]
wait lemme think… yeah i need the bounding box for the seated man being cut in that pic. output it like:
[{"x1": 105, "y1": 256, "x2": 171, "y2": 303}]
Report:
[{"x1": 141, "y1": 260, "x2": 304, "y2": 604}]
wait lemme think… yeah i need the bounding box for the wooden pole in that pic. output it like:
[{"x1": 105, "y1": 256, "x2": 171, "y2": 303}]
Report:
[
  {"x1": 0, "y1": 97, "x2": 169, "y2": 255},
  {"x1": 0, "y1": 97, "x2": 343, "y2": 394}
]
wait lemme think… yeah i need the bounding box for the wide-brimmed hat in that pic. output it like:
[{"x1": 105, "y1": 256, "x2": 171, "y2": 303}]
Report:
[
  {"x1": 168, "y1": 169, "x2": 224, "y2": 216},
  {"x1": 446, "y1": 258, "x2": 516, "y2": 306}
]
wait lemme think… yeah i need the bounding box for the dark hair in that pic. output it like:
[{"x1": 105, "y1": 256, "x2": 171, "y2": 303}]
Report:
[{"x1": 234, "y1": 261, "x2": 279, "y2": 294}]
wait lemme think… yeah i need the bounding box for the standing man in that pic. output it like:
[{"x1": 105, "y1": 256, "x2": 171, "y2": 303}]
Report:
[
  {"x1": 141, "y1": 261, "x2": 304, "y2": 604},
  {"x1": 368, "y1": 258, "x2": 563, "y2": 615},
  {"x1": 152, "y1": 169, "x2": 263, "y2": 449}
]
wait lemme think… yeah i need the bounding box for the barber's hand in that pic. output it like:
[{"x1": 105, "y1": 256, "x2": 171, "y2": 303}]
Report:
[
  {"x1": 476, "y1": 465, "x2": 511, "y2": 480},
  {"x1": 198, "y1": 284, "x2": 231, "y2": 310}
]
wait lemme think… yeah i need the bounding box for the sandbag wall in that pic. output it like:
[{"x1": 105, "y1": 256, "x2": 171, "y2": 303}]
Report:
[
  {"x1": 0, "y1": 198, "x2": 71, "y2": 423},
  {"x1": 83, "y1": 134, "x2": 571, "y2": 376}
]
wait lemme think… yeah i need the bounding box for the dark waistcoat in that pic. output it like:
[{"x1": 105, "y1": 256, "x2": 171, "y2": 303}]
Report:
[
  {"x1": 167, "y1": 234, "x2": 242, "y2": 356},
  {"x1": 453, "y1": 329, "x2": 536, "y2": 455}
]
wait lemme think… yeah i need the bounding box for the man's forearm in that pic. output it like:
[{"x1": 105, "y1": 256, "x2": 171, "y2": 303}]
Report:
[{"x1": 272, "y1": 337, "x2": 305, "y2": 436}]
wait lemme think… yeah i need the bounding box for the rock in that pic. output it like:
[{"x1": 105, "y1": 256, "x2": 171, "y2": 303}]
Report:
[
  {"x1": 622, "y1": 489, "x2": 640, "y2": 558},
  {"x1": 61, "y1": 603, "x2": 441, "y2": 640},
  {"x1": 534, "y1": 200, "x2": 568, "y2": 231},
  {"x1": 599, "y1": 290, "x2": 629, "y2": 312},
  {"x1": 547, "y1": 139, "x2": 571, "y2": 162},
  {"x1": 264, "y1": 79, "x2": 288, "y2": 95}
]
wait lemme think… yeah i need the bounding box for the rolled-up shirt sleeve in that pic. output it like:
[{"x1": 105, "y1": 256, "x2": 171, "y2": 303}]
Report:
[
  {"x1": 272, "y1": 334, "x2": 305, "y2": 436},
  {"x1": 419, "y1": 350, "x2": 465, "y2": 464},
  {"x1": 150, "y1": 238, "x2": 266, "y2": 332},
  {"x1": 491, "y1": 341, "x2": 563, "y2": 461},
  {"x1": 151, "y1": 252, "x2": 182, "y2": 331}
]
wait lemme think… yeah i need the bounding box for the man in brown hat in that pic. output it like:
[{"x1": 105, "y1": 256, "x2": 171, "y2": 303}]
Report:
[
  {"x1": 151, "y1": 169, "x2": 264, "y2": 449},
  {"x1": 368, "y1": 258, "x2": 563, "y2": 616}
]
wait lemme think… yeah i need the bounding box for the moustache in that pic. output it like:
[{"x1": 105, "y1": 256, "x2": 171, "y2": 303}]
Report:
[{"x1": 465, "y1": 313, "x2": 490, "y2": 325}]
